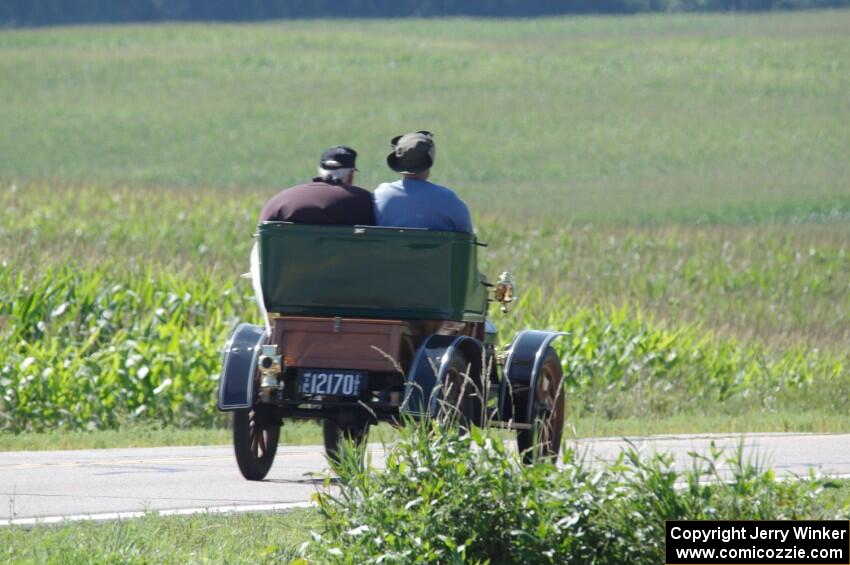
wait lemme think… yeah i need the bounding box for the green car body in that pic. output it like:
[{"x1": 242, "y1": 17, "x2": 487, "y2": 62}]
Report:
[{"x1": 258, "y1": 222, "x2": 489, "y2": 323}]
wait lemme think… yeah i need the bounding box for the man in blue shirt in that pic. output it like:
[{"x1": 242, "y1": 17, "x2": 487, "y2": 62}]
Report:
[{"x1": 373, "y1": 131, "x2": 473, "y2": 233}]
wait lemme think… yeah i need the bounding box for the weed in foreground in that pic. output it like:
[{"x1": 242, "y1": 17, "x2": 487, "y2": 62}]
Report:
[{"x1": 308, "y1": 421, "x2": 848, "y2": 564}]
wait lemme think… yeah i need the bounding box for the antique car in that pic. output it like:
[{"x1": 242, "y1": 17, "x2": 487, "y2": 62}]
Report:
[{"x1": 218, "y1": 222, "x2": 565, "y2": 480}]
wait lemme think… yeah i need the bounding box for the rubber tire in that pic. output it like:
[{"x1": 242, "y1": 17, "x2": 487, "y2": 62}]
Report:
[
  {"x1": 233, "y1": 409, "x2": 280, "y2": 480},
  {"x1": 517, "y1": 347, "x2": 565, "y2": 465},
  {"x1": 323, "y1": 419, "x2": 369, "y2": 462}
]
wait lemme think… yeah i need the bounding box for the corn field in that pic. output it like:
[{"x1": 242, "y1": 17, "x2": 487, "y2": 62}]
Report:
[{"x1": 1, "y1": 185, "x2": 847, "y2": 432}]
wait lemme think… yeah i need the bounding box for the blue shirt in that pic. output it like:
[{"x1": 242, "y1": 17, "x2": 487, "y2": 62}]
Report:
[{"x1": 373, "y1": 179, "x2": 474, "y2": 233}]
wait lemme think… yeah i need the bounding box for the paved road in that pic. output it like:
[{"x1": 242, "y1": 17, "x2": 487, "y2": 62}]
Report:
[{"x1": 1, "y1": 433, "x2": 848, "y2": 525}]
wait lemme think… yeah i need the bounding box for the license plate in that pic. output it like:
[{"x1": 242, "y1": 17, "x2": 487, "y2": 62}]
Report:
[{"x1": 298, "y1": 369, "x2": 367, "y2": 397}]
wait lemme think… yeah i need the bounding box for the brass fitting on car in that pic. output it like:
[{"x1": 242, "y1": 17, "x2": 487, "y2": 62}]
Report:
[
  {"x1": 258, "y1": 345, "x2": 282, "y2": 401},
  {"x1": 495, "y1": 348, "x2": 510, "y2": 367},
  {"x1": 494, "y1": 271, "x2": 516, "y2": 313}
]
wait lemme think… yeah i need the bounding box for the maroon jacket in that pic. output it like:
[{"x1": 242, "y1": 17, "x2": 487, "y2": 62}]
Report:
[{"x1": 259, "y1": 177, "x2": 375, "y2": 225}]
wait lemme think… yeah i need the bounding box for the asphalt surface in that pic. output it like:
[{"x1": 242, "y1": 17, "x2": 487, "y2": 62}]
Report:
[{"x1": 1, "y1": 432, "x2": 848, "y2": 525}]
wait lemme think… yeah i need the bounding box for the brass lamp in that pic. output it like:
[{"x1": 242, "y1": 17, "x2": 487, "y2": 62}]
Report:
[{"x1": 494, "y1": 271, "x2": 516, "y2": 313}]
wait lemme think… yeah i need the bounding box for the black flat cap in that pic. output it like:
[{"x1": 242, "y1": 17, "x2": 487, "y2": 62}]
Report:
[{"x1": 320, "y1": 146, "x2": 358, "y2": 170}]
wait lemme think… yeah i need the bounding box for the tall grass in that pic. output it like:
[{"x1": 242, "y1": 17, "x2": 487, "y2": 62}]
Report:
[
  {"x1": 483, "y1": 223, "x2": 850, "y2": 349},
  {"x1": 0, "y1": 264, "x2": 245, "y2": 430},
  {"x1": 308, "y1": 421, "x2": 848, "y2": 563}
]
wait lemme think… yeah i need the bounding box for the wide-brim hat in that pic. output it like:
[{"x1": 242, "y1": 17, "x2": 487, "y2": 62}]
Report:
[{"x1": 386, "y1": 131, "x2": 435, "y2": 174}]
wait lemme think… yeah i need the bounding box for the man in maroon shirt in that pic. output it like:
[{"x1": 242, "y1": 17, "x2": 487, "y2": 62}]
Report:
[
  {"x1": 259, "y1": 146, "x2": 375, "y2": 225},
  {"x1": 253, "y1": 146, "x2": 374, "y2": 331}
]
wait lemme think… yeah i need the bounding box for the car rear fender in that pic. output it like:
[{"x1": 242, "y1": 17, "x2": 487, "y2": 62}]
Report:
[
  {"x1": 498, "y1": 330, "x2": 566, "y2": 424},
  {"x1": 401, "y1": 334, "x2": 483, "y2": 420},
  {"x1": 217, "y1": 323, "x2": 267, "y2": 411}
]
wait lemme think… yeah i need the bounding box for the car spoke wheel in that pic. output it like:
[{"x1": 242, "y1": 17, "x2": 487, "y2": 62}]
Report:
[
  {"x1": 517, "y1": 347, "x2": 565, "y2": 464},
  {"x1": 233, "y1": 408, "x2": 280, "y2": 480},
  {"x1": 323, "y1": 419, "x2": 369, "y2": 463}
]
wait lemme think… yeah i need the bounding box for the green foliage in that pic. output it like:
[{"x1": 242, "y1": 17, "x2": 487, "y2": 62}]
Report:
[
  {"x1": 0, "y1": 262, "x2": 250, "y2": 431},
  {"x1": 484, "y1": 224, "x2": 850, "y2": 348},
  {"x1": 538, "y1": 301, "x2": 848, "y2": 419},
  {"x1": 309, "y1": 421, "x2": 848, "y2": 563}
]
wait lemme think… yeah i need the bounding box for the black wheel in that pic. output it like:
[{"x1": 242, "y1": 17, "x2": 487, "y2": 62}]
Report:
[
  {"x1": 517, "y1": 347, "x2": 565, "y2": 464},
  {"x1": 233, "y1": 408, "x2": 280, "y2": 480},
  {"x1": 323, "y1": 419, "x2": 369, "y2": 462}
]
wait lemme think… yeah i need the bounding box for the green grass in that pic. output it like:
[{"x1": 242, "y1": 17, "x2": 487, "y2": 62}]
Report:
[
  {"x1": 0, "y1": 508, "x2": 318, "y2": 564},
  {"x1": 0, "y1": 420, "x2": 405, "y2": 451},
  {"x1": 1, "y1": 12, "x2": 849, "y2": 224},
  {"x1": 0, "y1": 424, "x2": 232, "y2": 451}
]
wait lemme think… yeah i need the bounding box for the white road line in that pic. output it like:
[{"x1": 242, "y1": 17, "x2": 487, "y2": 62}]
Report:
[{"x1": 0, "y1": 501, "x2": 315, "y2": 528}]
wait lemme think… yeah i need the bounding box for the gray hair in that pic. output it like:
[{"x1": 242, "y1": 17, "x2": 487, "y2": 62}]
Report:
[{"x1": 317, "y1": 166, "x2": 354, "y2": 183}]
